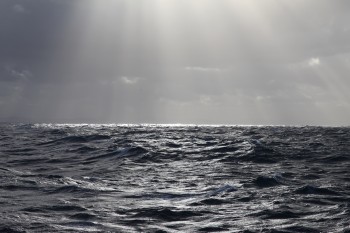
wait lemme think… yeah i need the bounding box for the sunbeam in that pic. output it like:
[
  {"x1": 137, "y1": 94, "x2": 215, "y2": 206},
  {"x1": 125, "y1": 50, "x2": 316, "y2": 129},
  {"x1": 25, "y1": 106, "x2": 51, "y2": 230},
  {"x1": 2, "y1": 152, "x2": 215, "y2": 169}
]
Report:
[{"x1": 1, "y1": 0, "x2": 350, "y2": 125}]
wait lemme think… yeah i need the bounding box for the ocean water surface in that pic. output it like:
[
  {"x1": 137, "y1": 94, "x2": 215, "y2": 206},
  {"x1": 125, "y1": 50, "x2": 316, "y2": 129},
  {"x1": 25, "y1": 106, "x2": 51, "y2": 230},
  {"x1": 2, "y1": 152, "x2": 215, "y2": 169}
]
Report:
[{"x1": 0, "y1": 123, "x2": 350, "y2": 232}]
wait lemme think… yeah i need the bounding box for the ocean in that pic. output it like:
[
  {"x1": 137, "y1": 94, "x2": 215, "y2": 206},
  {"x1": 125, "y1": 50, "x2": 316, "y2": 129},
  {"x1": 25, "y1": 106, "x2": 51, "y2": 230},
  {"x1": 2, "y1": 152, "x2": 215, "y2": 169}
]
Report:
[{"x1": 0, "y1": 123, "x2": 349, "y2": 232}]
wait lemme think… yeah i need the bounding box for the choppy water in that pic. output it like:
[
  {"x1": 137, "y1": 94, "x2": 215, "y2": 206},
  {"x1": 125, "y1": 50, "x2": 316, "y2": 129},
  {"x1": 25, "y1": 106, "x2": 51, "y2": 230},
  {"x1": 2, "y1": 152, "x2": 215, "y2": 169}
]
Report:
[{"x1": 0, "y1": 123, "x2": 350, "y2": 233}]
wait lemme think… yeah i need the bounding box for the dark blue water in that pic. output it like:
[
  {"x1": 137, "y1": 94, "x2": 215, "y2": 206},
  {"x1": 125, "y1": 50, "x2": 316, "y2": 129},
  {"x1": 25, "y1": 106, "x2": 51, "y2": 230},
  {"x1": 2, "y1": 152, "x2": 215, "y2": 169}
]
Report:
[{"x1": 0, "y1": 123, "x2": 350, "y2": 232}]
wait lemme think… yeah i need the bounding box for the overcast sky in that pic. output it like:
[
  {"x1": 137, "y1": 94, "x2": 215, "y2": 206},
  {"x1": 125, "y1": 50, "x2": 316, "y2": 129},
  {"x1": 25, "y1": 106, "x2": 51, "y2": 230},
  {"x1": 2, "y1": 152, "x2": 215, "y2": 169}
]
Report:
[{"x1": 1, "y1": 0, "x2": 350, "y2": 125}]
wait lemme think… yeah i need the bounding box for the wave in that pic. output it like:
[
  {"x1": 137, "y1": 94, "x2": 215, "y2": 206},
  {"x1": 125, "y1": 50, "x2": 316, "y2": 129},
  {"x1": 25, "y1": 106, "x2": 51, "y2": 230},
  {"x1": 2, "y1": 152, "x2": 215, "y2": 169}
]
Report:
[
  {"x1": 85, "y1": 146, "x2": 148, "y2": 162},
  {"x1": 249, "y1": 209, "x2": 308, "y2": 219},
  {"x1": 295, "y1": 185, "x2": 341, "y2": 196},
  {"x1": 132, "y1": 208, "x2": 209, "y2": 221},
  {"x1": 253, "y1": 174, "x2": 285, "y2": 188},
  {"x1": 38, "y1": 134, "x2": 110, "y2": 145}
]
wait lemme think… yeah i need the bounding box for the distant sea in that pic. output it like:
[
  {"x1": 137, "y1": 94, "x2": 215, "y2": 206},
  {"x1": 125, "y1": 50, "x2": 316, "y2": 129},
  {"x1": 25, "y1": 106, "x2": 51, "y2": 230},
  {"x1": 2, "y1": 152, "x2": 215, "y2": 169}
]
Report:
[{"x1": 1, "y1": 123, "x2": 349, "y2": 232}]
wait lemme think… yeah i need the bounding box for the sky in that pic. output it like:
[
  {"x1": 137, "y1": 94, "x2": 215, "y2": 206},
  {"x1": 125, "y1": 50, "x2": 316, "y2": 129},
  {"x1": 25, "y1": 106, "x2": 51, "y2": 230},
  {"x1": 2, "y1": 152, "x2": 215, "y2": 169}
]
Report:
[{"x1": 1, "y1": 0, "x2": 350, "y2": 125}]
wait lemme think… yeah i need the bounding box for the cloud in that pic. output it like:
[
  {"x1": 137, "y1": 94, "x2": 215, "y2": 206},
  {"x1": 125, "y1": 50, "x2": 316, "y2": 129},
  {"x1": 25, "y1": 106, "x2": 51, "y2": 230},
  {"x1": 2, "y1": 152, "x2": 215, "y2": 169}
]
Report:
[
  {"x1": 120, "y1": 76, "x2": 140, "y2": 85},
  {"x1": 9, "y1": 69, "x2": 32, "y2": 81},
  {"x1": 199, "y1": 95, "x2": 218, "y2": 105},
  {"x1": 13, "y1": 4, "x2": 25, "y2": 13},
  {"x1": 308, "y1": 57, "x2": 321, "y2": 67},
  {"x1": 0, "y1": 64, "x2": 32, "y2": 82},
  {"x1": 185, "y1": 66, "x2": 223, "y2": 73}
]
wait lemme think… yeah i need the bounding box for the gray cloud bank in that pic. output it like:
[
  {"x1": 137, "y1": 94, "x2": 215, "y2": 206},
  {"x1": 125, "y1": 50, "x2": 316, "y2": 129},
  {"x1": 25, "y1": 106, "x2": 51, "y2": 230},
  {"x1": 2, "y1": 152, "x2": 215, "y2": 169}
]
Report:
[{"x1": 1, "y1": 0, "x2": 350, "y2": 125}]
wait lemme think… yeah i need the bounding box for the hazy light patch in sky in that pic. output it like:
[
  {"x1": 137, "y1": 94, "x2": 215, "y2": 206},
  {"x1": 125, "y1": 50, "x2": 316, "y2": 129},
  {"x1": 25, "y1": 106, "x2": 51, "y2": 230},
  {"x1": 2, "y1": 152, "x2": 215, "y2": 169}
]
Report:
[
  {"x1": 309, "y1": 58, "x2": 321, "y2": 67},
  {"x1": 0, "y1": 0, "x2": 350, "y2": 125}
]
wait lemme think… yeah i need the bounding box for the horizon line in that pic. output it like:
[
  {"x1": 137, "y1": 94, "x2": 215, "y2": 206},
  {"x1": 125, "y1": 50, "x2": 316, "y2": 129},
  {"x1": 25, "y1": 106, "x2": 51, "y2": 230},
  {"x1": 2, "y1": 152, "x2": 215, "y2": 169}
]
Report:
[{"x1": 1, "y1": 122, "x2": 349, "y2": 128}]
